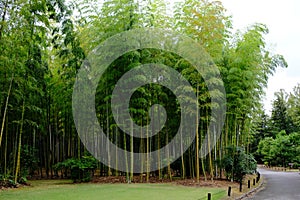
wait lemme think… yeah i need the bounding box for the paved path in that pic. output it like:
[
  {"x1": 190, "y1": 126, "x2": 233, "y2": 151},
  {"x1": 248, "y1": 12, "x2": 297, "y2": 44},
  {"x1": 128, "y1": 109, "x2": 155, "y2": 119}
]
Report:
[{"x1": 247, "y1": 168, "x2": 300, "y2": 200}]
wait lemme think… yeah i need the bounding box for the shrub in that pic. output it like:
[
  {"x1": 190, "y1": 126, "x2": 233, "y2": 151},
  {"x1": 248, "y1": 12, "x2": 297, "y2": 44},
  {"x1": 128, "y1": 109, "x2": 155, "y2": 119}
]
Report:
[
  {"x1": 0, "y1": 174, "x2": 17, "y2": 188},
  {"x1": 20, "y1": 145, "x2": 39, "y2": 177},
  {"x1": 222, "y1": 145, "x2": 257, "y2": 182},
  {"x1": 54, "y1": 156, "x2": 98, "y2": 182}
]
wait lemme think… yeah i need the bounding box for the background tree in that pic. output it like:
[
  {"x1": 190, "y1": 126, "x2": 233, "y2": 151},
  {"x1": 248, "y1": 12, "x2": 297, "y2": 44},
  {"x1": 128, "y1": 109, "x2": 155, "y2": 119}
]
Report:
[
  {"x1": 270, "y1": 89, "x2": 294, "y2": 135},
  {"x1": 256, "y1": 86, "x2": 300, "y2": 168}
]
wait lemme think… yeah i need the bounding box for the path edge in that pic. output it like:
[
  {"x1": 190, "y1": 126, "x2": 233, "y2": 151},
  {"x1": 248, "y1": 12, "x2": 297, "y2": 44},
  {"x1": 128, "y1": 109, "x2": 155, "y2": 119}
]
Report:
[{"x1": 235, "y1": 176, "x2": 265, "y2": 200}]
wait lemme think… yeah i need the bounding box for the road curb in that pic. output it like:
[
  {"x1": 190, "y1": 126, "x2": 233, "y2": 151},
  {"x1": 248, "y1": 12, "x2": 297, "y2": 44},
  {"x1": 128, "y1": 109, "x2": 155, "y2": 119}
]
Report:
[{"x1": 235, "y1": 176, "x2": 265, "y2": 200}]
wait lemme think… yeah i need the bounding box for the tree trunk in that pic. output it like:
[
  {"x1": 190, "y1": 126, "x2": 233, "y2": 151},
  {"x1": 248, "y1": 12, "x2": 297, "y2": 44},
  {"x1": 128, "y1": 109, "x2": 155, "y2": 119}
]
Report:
[
  {"x1": 15, "y1": 99, "x2": 25, "y2": 183},
  {"x1": 180, "y1": 124, "x2": 185, "y2": 179},
  {"x1": 130, "y1": 120, "x2": 134, "y2": 182},
  {"x1": 146, "y1": 115, "x2": 150, "y2": 182},
  {"x1": 123, "y1": 124, "x2": 129, "y2": 181},
  {"x1": 0, "y1": 73, "x2": 14, "y2": 148},
  {"x1": 140, "y1": 119, "x2": 144, "y2": 182},
  {"x1": 115, "y1": 124, "x2": 119, "y2": 176},
  {"x1": 201, "y1": 122, "x2": 207, "y2": 181},
  {"x1": 166, "y1": 127, "x2": 172, "y2": 180},
  {"x1": 157, "y1": 105, "x2": 161, "y2": 179},
  {"x1": 106, "y1": 99, "x2": 111, "y2": 176},
  {"x1": 207, "y1": 114, "x2": 214, "y2": 181},
  {"x1": 4, "y1": 115, "x2": 8, "y2": 177},
  {"x1": 196, "y1": 83, "x2": 200, "y2": 182}
]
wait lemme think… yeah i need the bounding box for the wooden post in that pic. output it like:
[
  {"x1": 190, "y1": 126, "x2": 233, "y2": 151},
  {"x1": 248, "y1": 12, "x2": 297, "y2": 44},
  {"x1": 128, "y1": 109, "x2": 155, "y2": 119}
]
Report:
[
  {"x1": 257, "y1": 172, "x2": 260, "y2": 182},
  {"x1": 239, "y1": 181, "x2": 242, "y2": 192},
  {"x1": 208, "y1": 193, "x2": 211, "y2": 200},
  {"x1": 228, "y1": 186, "x2": 232, "y2": 196}
]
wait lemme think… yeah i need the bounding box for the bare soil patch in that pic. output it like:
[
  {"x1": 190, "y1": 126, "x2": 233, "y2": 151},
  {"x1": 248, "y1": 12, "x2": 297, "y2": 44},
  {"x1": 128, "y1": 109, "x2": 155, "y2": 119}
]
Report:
[{"x1": 91, "y1": 175, "x2": 239, "y2": 189}]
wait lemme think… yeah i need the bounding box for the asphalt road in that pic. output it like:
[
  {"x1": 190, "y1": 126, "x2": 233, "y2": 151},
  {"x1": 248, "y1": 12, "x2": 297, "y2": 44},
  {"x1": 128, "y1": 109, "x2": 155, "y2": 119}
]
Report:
[{"x1": 247, "y1": 167, "x2": 300, "y2": 200}]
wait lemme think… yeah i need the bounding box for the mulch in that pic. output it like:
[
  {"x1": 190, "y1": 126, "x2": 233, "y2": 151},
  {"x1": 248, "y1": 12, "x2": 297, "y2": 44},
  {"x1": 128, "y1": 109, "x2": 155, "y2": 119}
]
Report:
[{"x1": 91, "y1": 176, "x2": 238, "y2": 188}]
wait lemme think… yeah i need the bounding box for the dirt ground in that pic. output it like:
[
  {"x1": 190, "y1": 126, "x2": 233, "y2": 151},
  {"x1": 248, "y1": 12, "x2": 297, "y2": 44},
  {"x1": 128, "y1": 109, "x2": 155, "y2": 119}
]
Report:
[{"x1": 91, "y1": 175, "x2": 240, "y2": 188}]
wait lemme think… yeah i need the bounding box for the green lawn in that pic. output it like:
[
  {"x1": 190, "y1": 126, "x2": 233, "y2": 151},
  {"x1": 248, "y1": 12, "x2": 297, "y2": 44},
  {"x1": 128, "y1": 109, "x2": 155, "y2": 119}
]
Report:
[{"x1": 0, "y1": 180, "x2": 226, "y2": 200}]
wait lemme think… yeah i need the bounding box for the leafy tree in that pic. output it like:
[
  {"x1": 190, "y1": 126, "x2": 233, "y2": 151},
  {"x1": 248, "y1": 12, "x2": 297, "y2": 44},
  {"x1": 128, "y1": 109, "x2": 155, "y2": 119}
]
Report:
[
  {"x1": 288, "y1": 84, "x2": 300, "y2": 132},
  {"x1": 288, "y1": 132, "x2": 300, "y2": 167},
  {"x1": 257, "y1": 131, "x2": 300, "y2": 167},
  {"x1": 221, "y1": 23, "x2": 287, "y2": 164},
  {"x1": 270, "y1": 89, "x2": 294, "y2": 135}
]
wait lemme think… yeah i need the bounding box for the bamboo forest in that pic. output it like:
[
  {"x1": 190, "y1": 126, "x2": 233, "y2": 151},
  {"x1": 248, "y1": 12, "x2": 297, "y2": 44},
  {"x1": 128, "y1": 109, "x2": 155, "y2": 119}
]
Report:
[{"x1": 1, "y1": 0, "x2": 300, "y2": 193}]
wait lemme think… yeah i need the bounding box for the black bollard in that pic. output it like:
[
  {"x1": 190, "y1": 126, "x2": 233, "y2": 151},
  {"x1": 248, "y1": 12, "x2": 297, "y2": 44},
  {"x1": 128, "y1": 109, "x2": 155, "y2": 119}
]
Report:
[
  {"x1": 208, "y1": 193, "x2": 211, "y2": 200},
  {"x1": 228, "y1": 186, "x2": 232, "y2": 196}
]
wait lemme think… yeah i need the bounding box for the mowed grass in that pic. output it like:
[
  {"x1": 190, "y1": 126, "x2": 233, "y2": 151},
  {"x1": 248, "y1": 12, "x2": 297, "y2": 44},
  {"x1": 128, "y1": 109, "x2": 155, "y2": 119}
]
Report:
[{"x1": 0, "y1": 180, "x2": 226, "y2": 200}]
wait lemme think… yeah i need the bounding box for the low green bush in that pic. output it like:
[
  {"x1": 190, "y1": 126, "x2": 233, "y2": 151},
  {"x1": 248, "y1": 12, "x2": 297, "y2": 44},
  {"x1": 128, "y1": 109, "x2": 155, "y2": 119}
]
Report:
[
  {"x1": 54, "y1": 156, "x2": 98, "y2": 182},
  {"x1": 222, "y1": 145, "x2": 257, "y2": 182}
]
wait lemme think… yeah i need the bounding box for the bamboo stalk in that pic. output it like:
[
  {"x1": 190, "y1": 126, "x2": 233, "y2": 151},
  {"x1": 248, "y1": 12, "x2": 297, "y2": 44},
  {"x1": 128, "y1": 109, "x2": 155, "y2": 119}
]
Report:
[
  {"x1": 0, "y1": 73, "x2": 14, "y2": 148},
  {"x1": 15, "y1": 98, "x2": 25, "y2": 183}
]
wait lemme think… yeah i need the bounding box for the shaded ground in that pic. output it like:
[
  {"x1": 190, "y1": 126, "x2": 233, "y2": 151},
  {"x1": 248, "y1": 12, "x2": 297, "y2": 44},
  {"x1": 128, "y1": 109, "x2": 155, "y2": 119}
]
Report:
[{"x1": 246, "y1": 167, "x2": 300, "y2": 200}]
